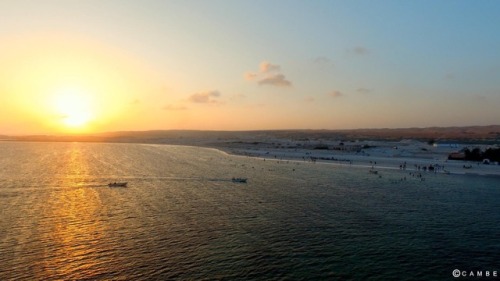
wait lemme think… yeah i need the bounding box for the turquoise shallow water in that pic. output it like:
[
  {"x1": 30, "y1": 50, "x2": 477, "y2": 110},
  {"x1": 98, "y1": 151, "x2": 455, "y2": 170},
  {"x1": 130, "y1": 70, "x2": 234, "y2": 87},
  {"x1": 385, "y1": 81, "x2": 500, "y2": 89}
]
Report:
[{"x1": 0, "y1": 142, "x2": 499, "y2": 280}]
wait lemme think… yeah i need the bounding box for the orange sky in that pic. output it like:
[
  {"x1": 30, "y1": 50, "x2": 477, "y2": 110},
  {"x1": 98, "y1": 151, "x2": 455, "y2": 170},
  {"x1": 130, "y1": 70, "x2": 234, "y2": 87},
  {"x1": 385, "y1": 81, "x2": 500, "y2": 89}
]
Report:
[{"x1": 1, "y1": 1, "x2": 499, "y2": 135}]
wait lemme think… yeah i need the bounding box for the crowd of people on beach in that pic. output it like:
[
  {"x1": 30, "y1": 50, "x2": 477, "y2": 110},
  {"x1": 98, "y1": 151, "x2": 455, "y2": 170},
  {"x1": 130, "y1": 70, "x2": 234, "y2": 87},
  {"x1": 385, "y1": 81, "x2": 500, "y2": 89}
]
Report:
[
  {"x1": 233, "y1": 146, "x2": 500, "y2": 179},
  {"x1": 398, "y1": 161, "x2": 448, "y2": 174}
]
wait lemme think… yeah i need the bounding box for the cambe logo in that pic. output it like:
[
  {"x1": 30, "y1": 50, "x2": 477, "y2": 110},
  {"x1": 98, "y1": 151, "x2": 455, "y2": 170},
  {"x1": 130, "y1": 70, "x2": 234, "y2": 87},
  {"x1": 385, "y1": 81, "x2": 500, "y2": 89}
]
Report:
[{"x1": 453, "y1": 269, "x2": 498, "y2": 278}]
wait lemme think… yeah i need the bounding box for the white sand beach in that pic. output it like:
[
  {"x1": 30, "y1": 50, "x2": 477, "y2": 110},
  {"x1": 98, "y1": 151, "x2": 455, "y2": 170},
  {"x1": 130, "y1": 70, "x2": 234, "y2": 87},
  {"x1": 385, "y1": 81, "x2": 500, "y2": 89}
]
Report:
[{"x1": 211, "y1": 138, "x2": 500, "y2": 177}]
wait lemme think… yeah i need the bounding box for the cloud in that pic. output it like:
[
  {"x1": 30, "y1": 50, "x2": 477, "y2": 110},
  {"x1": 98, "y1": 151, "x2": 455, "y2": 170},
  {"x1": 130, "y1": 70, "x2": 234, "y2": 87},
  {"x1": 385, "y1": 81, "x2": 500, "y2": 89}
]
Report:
[
  {"x1": 245, "y1": 61, "x2": 292, "y2": 88},
  {"x1": 188, "y1": 90, "x2": 221, "y2": 104},
  {"x1": 258, "y1": 74, "x2": 292, "y2": 87},
  {"x1": 259, "y1": 61, "x2": 281, "y2": 73},
  {"x1": 329, "y1": 90, "x2": 343, "y2": 98},
  {"x1": 348, "y1": 46, "x2": 369, "y2": 55},
  {"x1": 313, "y1": 56, "x2": 333, "y2": 67},
  {"x1": 472, "y1": 94, "x2": 487, "y2": 101},
  {"x1": 356, "y1": 88, "x2": 372, "y2": 94},
  {"x1": 244, "y1": 72, "x2": 258, "y2": 80},
  {"x1": 163, "y1": 104, "x2": 188, "y2": 111}
]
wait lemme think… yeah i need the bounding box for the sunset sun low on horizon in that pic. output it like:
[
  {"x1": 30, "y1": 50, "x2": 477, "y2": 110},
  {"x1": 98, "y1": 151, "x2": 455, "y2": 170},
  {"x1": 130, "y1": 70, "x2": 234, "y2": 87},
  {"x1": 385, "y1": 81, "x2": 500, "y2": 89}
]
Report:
[
  {"x1": 51, "y1": 87, "x2": 94, "y2": 129},
  {"x1": 1, "y1": 0, "x2": 500, "y2": 135},
  {"x1": 1, "y1": 34, "x2": 159, "y2": 134}
]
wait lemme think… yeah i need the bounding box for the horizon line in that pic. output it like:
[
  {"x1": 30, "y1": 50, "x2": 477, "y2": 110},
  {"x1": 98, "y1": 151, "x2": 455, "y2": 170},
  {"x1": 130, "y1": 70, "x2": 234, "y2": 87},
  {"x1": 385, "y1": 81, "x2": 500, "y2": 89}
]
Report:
[{"x1": 2, "y1": 124, "x2": 500, "y2": 138}]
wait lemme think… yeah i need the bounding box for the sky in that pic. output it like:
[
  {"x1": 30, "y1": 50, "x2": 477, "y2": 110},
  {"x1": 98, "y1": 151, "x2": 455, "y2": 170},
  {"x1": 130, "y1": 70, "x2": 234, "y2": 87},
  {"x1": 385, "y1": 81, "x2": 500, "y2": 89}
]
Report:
[{"x1": 1, "y1": 0, "x2": 499, "y2": 135}]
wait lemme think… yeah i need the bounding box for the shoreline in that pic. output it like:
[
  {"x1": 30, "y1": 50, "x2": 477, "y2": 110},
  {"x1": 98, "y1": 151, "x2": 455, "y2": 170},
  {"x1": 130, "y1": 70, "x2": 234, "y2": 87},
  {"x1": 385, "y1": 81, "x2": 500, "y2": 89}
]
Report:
[
  {"x1": 3, "y1": 137, "x2": 500, "y2": 177},
  {"x1": 208, "y1": 144, "x2": 500, "y2": 177}
]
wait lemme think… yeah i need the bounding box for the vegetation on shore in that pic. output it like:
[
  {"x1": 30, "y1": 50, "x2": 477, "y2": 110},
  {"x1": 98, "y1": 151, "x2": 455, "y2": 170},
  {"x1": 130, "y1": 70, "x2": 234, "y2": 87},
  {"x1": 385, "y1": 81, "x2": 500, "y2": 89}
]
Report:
[
  {"x1": 460, "y1": 147, "x2": 500, "y2": 163},
  {"x1": 448, "y1": 146, "x2": 500, "y2": 163}
]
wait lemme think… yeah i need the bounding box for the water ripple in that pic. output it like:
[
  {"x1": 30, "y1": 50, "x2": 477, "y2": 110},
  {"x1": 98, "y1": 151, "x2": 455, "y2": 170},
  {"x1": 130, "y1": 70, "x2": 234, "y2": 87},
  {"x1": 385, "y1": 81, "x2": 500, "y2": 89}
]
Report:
[{"x1": 0, "y1": 142, "x2": 499, "y2": 280}]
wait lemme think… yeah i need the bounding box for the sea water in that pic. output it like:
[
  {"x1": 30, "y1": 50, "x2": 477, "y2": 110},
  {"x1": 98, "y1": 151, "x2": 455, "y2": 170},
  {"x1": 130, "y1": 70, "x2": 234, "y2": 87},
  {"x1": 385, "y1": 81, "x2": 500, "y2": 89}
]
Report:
[{"x1": 0, "y1": 141, "x2": 499, "y2": 280}]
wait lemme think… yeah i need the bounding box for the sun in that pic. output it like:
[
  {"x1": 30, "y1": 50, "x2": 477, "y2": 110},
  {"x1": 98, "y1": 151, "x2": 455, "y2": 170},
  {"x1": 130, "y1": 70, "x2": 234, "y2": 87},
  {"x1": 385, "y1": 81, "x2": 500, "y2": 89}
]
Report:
[{"x1": 52, "y1": 87, "x2": 94, "y2": 130}]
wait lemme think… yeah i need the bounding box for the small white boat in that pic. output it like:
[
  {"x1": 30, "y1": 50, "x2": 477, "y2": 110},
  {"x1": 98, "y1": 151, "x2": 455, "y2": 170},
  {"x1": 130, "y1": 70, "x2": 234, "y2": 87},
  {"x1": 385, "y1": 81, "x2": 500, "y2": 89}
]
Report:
[
  {"x1": 232, "y1": 178, "x2": 248, "y2": 183},
  {"x1": 108, "y1": 182, "x2": 128, "y2": 187}
]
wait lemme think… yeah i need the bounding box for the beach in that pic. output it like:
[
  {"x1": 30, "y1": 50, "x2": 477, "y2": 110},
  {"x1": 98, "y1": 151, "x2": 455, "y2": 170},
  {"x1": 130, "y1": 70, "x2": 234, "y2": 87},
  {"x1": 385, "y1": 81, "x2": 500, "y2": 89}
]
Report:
[
  {"x1": 207, "y1": 138, "x2": 500, "y2": 177},
  {"x1": 6, "y1": 128, "x2": 500, "y2": 177}
]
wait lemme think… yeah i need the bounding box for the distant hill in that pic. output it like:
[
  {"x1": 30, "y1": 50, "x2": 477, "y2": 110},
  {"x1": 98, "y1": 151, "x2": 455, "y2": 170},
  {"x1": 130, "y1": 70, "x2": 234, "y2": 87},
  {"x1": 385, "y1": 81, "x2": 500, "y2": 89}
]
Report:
[
  {"x1": 336, "y1": 125, "x2": 500, "y2": 142},
  {"x1": 4, "y1": 125, "x2": 500, "y2": 145}
]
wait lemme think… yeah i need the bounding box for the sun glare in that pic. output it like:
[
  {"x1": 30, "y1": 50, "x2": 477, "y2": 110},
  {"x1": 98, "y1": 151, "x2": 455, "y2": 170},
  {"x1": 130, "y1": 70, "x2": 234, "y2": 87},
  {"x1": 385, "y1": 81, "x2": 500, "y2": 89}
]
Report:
[
  {"x1": 52, "y1": 88, "x2": 94, "y2": 130},
  {"x1": 0, "y1": 35, "x2": 165, "y2": 134}
]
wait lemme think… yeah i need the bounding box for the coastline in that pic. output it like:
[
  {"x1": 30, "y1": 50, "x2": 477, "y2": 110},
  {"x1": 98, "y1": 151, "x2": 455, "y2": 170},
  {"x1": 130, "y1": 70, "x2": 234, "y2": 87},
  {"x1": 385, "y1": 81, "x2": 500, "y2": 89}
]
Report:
[
  {"x1": 3, "y1": 129, "x2": 500, "y2": 177},
  {"x1": 205, "y1": 140, "x2": 500, "y2": 177}
]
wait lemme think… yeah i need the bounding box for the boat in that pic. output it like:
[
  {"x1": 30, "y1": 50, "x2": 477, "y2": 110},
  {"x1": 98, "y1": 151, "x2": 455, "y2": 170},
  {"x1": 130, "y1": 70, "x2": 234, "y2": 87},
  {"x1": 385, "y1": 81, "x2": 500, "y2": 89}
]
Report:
[
  {"x1": 231, "y1": 178, "x2": 248, "y2": 183},
  {"x1": 108, "y1": 182, "x2": 128, "y2": 187}
]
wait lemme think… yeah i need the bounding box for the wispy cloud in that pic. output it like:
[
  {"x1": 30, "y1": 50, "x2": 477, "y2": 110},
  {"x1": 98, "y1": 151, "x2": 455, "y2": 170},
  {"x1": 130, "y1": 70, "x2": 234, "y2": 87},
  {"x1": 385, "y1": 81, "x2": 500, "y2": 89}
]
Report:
[
  {"x1": 312, "y1": 56, "x2": 333, "y2": 67},
  {"x1": 356, "y1": 88, "x2": 372, "y2": 94},
  {"x1": 329, "y1": 90, "x2": 343, "y2": 98},
  {"x1": 348, "y1": 46, "x2": 370, "y2": 55},
  {"x1": 244, "y1": 72, "x2": 258, "y2": 80},
  {"x1": 188, "y1": 90, "x2": 222, "y2": 104},
  {"x1": 259, "y1": 61, "x2": 281, "y2": 73},
  {"x1": 245, "y1": 61, "x2": 292, "y2": 87}
]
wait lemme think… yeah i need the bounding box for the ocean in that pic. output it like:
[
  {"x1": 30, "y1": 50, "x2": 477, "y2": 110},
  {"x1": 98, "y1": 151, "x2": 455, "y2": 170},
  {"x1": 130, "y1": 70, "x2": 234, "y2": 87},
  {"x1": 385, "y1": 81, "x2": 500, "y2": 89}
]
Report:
[{"x1": 0, "y1": 141, "x2": 499, "y2": 280}]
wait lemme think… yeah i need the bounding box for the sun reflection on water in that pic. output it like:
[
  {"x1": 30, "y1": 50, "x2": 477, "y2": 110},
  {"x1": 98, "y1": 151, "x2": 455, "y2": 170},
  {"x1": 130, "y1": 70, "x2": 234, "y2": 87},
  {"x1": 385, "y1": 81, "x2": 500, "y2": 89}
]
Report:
[{"x1": 35, "y1": 143, "x2": 110, "y2": 280}]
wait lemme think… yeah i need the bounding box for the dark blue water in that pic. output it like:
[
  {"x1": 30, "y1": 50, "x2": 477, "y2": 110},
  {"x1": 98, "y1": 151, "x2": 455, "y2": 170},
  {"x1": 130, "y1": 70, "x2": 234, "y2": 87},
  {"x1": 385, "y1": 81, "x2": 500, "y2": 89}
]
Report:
[{"x1": 0, "y1": 142, "x2": 499, "y2": 280}]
